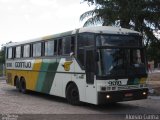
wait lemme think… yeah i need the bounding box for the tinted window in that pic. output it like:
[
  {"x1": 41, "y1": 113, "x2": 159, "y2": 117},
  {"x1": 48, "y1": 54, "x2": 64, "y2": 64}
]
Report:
[
  {"x1": 71, "y1": 37, "x2": 75, "y2": 52},
  {"x1": 15, "y1": 46, "x2": 21, "y2": 58},
  {"x1": 33, "y1": 42, "x2": 41, "y2": 57},
  {"x1": 63, "y1": 37, "x2": 71, "y2": 55},
  {"x1": 97, "y1": 48, "x2": 146, "y2": 78},
  {"x1": 58, "y1": 39, "x2": 62, "y2": 55},
  {"x1": 45, "y1": 40, "x2": 54, "y2": 56},
  {"x1": 23, "y1": 44, "x2": 30, "y2": 57},
  {"x1": 77, "y1": 34, "x2": 94, "y2": 67},
  {"x1": 78, "y1": 34, "x2": 94, "y2": 48}
]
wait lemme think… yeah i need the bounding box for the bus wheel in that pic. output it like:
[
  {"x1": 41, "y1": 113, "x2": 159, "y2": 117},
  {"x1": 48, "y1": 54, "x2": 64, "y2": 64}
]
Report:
[
  {"x1": 66, "y1": 83, "x2": 80, "y2": 105},
  {"x1": 15, "y1": 78, "x2": 21, "y2": 92},
  {"x1": 20, "y1": 78, "x2": 27, "y2": 94}
]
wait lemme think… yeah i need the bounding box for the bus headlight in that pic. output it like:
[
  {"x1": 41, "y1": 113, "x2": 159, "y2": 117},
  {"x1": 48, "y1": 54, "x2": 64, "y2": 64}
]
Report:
[
  {"x1": 143, "y1": 92, "x2": 147, "y2": 95},
  {"x1": 106, "y1": 95, "x2": 110, "y2": 99}
]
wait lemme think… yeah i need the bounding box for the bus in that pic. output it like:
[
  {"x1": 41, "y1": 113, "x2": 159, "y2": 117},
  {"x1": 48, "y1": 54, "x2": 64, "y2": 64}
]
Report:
[{"x1": 5, "y1": 26, "x2": 148, "y2": 105}]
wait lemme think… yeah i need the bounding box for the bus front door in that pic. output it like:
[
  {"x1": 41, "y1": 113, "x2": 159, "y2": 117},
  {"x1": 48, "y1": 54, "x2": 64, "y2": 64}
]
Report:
[{"x1": 85, "y1": 49, "x2": 97, "y2": 104}]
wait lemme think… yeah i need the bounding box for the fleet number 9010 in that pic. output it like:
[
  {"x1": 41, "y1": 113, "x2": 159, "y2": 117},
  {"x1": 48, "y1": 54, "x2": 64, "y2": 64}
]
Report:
[{"x1": 108, "y1": 81, "x2": 122, "y2": 86}]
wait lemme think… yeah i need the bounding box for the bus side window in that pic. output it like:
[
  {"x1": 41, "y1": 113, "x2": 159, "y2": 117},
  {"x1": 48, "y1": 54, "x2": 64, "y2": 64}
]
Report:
[
  {"x1": 33, "y1": 42, "x2": 42, "y2": 57},
  {"x1": 15, "y1": 46, "x2": 21, "y2": 58},
  {"x1": 62, "y1": 37, "x2": 71, "y2": 55},
  {"x1": 45, "y1": 40, "x2": 54, "y2": 56},
  {"x1": 77, "y1": 34, "x2": 94, "y2": 67},
  {"x1": 7, "y1": 47, "x2": 13, "y2": 59},
  {"x1": 23, "y1": 44, "x2": 30, "y2": 58},
  {"x1": 58, "y1": 39, "x2": 62, "y2": 55}
]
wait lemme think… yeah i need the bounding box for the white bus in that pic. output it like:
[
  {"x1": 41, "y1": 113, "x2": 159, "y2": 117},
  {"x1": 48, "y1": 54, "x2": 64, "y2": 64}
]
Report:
[{"x1": 5, "y1": 26, "x2": 148, "y2": 105}]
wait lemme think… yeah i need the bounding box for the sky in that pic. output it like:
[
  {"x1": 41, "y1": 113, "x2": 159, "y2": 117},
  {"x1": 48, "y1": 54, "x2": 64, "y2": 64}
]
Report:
[{"x1": 0, "y1": 0, "x2": 93, "y2": 47}]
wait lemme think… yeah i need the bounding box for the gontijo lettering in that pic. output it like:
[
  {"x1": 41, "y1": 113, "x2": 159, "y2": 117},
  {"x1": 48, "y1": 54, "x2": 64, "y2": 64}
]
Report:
[{"x1": 15, "y1": 62, "x2": 31, "y2": 68}]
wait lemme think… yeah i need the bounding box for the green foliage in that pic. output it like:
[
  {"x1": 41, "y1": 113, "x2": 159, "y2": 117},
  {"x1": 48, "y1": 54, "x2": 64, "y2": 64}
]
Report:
[
  {"x1": 147, "y1": 41, "x2": 160, "y2": 67},
  {"x1": 0, "y1": 42, "x2": 12, "y2": 65},
  {"x1": 81, "y1": 0, "x2": 160, "y2": 41},
  {"x1": 0, "y1": 47, "x2": 5, "y2": 64}
]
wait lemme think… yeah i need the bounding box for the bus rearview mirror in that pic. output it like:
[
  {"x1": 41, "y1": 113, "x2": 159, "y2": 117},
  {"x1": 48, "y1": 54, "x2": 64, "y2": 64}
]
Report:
[{"x1": 70, "y1": 52, "x2": 74, "y2": 57}]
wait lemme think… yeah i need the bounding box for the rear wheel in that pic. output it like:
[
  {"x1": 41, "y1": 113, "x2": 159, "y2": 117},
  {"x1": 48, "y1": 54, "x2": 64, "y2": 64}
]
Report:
[
  {"x1": 15, "y1": 77, "x2": 21, "y2": 92},
  {"x1": 20, "y1": 78, "x2": 27, "y2": 94},
  {"x1": 66, "y1": 83, "x2": 80, "y2": 105}
]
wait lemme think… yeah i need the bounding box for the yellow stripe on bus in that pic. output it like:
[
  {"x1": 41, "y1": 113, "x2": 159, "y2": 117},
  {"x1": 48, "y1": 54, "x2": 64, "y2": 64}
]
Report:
[{"x1": 27, "y1": 59, "x2": 42, "y2": 90}]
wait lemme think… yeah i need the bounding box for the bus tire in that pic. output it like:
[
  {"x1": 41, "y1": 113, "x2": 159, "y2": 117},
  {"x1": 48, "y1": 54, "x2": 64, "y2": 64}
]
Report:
[
  {"x1": 20, "y1": 78, "x2": 27, "y2": 94},
  {"x1": 66, "y1": 83, "x2": 80, "y2": 105},
  {"x1": 15, "y1": 78, "x2": 21, "y2": 92}
]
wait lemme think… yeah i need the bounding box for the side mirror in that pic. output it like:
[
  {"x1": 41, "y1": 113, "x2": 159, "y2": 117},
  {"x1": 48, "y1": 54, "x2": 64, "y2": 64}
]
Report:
[{"x1": 70, "y1": 52, "x2": 74, "y2": 57}]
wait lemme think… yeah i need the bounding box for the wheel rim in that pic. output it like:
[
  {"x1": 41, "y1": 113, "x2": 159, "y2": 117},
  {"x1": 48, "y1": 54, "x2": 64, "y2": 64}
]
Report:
[
  {"x1": 66, "y1": 84, "x2": 80, "y2": 105},
  {"x1": 72, "y1": 90, "x2": 78, "y2": 97},
  {"x1": 71, "y1": 88, "x2": 78, "y2": 100}
]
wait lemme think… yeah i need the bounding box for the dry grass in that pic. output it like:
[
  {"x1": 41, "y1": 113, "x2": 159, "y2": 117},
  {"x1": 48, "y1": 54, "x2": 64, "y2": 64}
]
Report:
[{"x1": 148, "y1": 72, "x2": 160, "y2": 95}]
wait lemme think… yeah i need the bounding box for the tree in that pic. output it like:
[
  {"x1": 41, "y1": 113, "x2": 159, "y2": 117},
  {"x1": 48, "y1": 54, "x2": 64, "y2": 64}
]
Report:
[
  {"x1": 147, "y1": 40, "x2": 160, "y2": 67},
  {"x1": 0, "y1": 41, "x2": 12, "y2": 64},
  {"x1": 0, "y1": 46, "x2": 5, "y2": 76},
  {"x1": 0, "y1": 47, "x2": 5, "y2": 64},
  {"x1": 80, "y1": 0, "x2": 160, "y2": 46}
]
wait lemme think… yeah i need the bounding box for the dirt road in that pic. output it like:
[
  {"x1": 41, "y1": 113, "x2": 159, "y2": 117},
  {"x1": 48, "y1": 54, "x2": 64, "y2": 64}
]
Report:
[{"x1": 0, "y1": 79, "x2": 160, "y2": 120}]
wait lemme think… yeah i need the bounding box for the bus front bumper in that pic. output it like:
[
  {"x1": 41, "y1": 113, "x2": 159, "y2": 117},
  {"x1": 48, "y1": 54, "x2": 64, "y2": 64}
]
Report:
[{"x1": 98, "y1": 88, "x2": 148, "y2": 104}]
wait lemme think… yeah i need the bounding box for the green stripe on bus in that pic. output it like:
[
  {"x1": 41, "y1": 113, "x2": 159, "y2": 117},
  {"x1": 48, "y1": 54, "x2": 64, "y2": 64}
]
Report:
[
  {"x1": 41, "y1": 59, "x2": 59, "y2": 93},
  {"x1": 35, "y1": 59, "x2": 50, "y2": 92}
]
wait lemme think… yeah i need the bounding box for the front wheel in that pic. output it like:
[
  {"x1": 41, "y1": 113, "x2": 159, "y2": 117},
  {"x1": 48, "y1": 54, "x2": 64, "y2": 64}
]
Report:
[{"x1": 66, "y1": 83, "x2": 80, "y2": 105}]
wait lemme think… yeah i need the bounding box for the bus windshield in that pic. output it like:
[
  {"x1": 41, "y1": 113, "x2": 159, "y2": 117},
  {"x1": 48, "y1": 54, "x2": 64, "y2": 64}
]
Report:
[
  {"x1": 97, "y1": 48, "x2": 147, "y2": 79},
  {"x1": 96, "y1": 34, "x2": 147, "y2": 79}
]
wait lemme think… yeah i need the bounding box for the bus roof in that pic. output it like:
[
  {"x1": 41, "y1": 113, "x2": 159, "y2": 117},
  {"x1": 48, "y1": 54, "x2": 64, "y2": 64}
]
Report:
[
  {"x1": 6, "y1": 26, "x2": 141, "y2": 47},
  {"x1": 78, "y1": 26, "x2": 140, "y2": 34}
]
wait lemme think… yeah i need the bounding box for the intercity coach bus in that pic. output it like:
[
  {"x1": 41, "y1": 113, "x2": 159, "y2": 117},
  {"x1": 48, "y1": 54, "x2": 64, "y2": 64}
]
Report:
[{"x1": 5, "y1": 26, "x2": 148, "y2": 105}]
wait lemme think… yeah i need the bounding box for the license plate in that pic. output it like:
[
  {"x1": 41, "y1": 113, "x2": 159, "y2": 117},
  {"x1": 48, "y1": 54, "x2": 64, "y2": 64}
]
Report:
[{"x1": 125, "y1": 93, "x2": 133, "y2": 97}]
